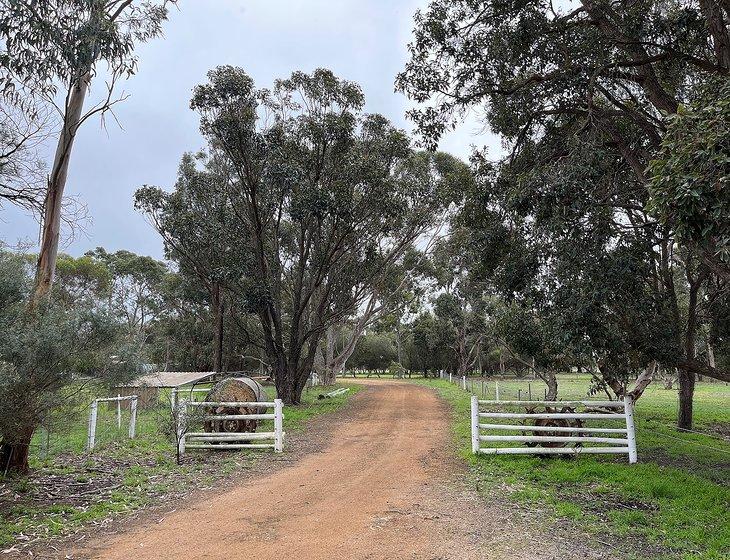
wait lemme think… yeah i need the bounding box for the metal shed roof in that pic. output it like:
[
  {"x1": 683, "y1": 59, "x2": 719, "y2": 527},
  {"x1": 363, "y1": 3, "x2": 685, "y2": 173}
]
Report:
[{"x1": 120, "y1": 371, "x2": 217, "y2": 388}]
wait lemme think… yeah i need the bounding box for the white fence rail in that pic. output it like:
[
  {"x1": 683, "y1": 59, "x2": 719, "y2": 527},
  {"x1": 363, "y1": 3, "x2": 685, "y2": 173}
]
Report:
[
  {"x1": 178, "y1": 399, "x2": 284, "y2": 456},
  {"x1": 470, "y1": 396, "x2": 637, "y2": 463},
  {"x1": 87, "y1": 395, "x2": 138, "y2": 451},
  {"x1": 170, "y1": 386, "x2": 212, "y2": 411}
]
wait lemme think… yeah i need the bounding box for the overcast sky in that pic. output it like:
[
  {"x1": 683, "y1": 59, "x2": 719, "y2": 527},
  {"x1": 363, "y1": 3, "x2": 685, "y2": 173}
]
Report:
[{"x1": 0, "y1": 0, "x2": 501, "y2": 260}]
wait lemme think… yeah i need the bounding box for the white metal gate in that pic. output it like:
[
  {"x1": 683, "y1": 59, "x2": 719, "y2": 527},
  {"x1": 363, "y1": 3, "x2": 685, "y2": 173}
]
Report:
[
  {"x1": 178, "y1": 399, "x2": 284, "y2": 456},
  {"x1": 470, "y1": 396, "x2": 637, "y2": 463}
]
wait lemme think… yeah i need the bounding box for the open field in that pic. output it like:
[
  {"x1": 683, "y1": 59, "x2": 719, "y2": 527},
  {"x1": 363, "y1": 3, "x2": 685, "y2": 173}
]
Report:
[
  {"x1": 414, "y1": 375, "x2": 730, "y2": 560},
  {"x1": 0, "y1": 383, "x2": 360, "y2": 553}
]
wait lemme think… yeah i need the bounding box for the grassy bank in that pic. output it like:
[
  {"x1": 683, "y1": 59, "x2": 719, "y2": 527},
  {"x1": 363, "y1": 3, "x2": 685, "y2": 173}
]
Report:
[
  {"x1": 416, "y1": 377, "x2": 730, "y2": 560},
  {"x1": 0, "y1": 383, "x2": 360, "y2": 550}
]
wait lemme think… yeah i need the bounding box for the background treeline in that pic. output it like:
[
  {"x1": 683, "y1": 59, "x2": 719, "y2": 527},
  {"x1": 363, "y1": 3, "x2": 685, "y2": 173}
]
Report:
[{"x1": 0, "y1": 247, "x2": 265, "y2": 373}]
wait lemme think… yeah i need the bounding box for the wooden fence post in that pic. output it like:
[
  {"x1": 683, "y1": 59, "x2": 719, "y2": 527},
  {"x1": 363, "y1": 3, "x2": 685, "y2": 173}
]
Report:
[
  {"x1": 87, "y1": 400, "x2": 98, "y2": 451},
  {"x1": 624, "y1": 395, "x2": 637, "y2": 464},
  {"x1": 274, "y1": 399, "x2": 284, "y2": 453},
  {"x1": 462, "y1": 376, "x2": 466, "y2": 390},
  {"x1": 495, "y1": 381, "x2": 500, "y2": 401},
  {"x1": 471, "y1": 395, "x2": 480, "y2": 454},
  {"x1": 116, "y1": 393, "x2": 121, "y2": 429},
  {"x1": 128, "y1": 397, "x2": 138, "y2": 439}
]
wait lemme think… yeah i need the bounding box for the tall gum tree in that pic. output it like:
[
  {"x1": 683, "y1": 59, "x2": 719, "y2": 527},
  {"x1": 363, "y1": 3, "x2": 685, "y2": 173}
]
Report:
[
  {"x1": 0, "y1": 0, "x2": 174, "y2": 473},
  {"x1": 0, "y1": 0, "x2": 175, "y2": 307},
  {"x1": 189, "y1": 67, "x2": 446, "y2": 403},
  {"x1": 397, "y1": 0, "x2": 730, "y2": 428},
  {"x1": 135, "y1": 152, "x2": 249, "y2": 372}
]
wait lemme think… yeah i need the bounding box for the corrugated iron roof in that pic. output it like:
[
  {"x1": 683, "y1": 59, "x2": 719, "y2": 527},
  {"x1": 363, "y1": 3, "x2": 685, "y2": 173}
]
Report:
[{"x1": 119, "y1": 371, "x2": 218, "y2": 388}]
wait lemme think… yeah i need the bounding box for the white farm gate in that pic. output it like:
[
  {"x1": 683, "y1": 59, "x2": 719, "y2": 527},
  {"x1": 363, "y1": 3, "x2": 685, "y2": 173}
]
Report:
[
  {"x1": 178, "y1": 399, "x2": 284, "y2": 456},
  {"x1": 470, "y1": 396, "x2": 637, "y2": 463}
]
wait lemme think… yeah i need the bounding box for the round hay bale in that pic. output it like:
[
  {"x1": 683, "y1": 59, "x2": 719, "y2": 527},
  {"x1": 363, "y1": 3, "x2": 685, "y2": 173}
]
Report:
[
  {"x1": 204, "y1": 377, "x2": 269, "y2": 434},
  {"x1": 522, "y1": 405, "x2": 585, "y2": 448}
]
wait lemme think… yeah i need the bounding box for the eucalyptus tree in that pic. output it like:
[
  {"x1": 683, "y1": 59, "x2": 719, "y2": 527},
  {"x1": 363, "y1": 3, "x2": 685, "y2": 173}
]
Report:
[
  {"x1": 0, "y1": 0, "x2": 175, "y2": 307},
  {"x1": 316, "y1": 151, "x2": 462, "y2": 385},
  {"x1": 456, "y1": 140, "x2": 679, "y2": 401},
  {"x1": 135, "y1": 152, "x2": 249, "y2": 372},
  {"x1": 648, "y1": 77, "x2": 730, "y2": 280},
  {"x1": 404, "y1": 311, "x2": 457, "y2": 375},
  {"x1": 189, "y1": 67, "x2": 445, "y2": 403},
  {"x1": 85, "y1": 248, "x2": 169, "y2": 341},
  {"x1": 398, "y1": 0, "x2": 729, "y2": 427},
  {"x1": 139, "y1": 268, "x2": 231, "y2": 372},
  {"x1": 349, "y1": 332, "x2": 398, "y2": 373},
  {"x1": 429, "y1": 230, "x2": 491, "y2": 378},
  {"x1": 53, "y1": 252, "x2": 111, "y2": 308}
]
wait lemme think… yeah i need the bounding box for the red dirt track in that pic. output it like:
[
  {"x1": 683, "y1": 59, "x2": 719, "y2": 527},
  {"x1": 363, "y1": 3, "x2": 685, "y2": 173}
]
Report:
[{"x1": 69, "y1": 380, "x2": 605, "y2": 560}]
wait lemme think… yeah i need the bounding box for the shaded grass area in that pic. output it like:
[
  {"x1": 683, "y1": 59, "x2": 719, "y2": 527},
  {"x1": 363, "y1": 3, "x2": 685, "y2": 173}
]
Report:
[
  {"x1": 0, "y1": 383, "x2": 360, "y2": 550},
  {"x1": 415, "y1": 377, "x2": 730, "y2": 560}
]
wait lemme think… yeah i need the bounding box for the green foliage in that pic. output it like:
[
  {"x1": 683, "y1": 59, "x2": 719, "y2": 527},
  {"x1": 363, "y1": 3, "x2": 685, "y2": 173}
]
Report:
[
  {"x1": 350, "y1": 333, "x2": 398, "y2": 371},
  {"x1": 0, "y1": 251, "x2": 140, "y2": 444},
  {"x1": 0, "y1": 0, "x2": 173, "y2": 103},
  {"x1": 648, "y1": 78, "x2": 730, "y2": 267},
  {"x1": 181, "y1": 66, "x2": 447, "y2": 401},
  {"x1": 85, "y1": 247, "x2": 169, "y2": 335},
  {"x1": 135, "y1": 152, "x2": 249, "y2": 293},
  {"x1": 397, "y1": 0, "x2": 730, "y2": 405},
  {"x1": 403, "y1": 311, "x2": 456, "y2": 374},
  {"x1": 54, "y1": 253, "x2": 111, "y2": 307}
]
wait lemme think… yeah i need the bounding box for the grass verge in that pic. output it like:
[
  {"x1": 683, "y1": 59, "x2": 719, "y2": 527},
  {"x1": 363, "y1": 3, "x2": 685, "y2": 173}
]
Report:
[
  {"x1": 414, "y1": 377, "x2": 730, "y2": 560},
  {"x1": 0, "y1": 383, "x2": 360, "y2": 551}
]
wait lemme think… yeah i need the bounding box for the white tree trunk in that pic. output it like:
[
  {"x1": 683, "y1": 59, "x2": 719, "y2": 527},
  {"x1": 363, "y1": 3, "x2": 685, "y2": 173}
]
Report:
[{"x1": 31, "y1": 72, "x2": 91, "y2": 306}]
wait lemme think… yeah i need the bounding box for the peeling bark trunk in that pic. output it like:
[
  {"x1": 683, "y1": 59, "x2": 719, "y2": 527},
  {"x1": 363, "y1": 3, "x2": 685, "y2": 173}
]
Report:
[
  {"x1": 678, "y1": 272, "x2": 701, "y2": 429},
  {"x1": 541, "y1": 370, "x2": 558, "y2": 401},
  {"x1": 676, "y1": 357, "x2": 730, "y2": 382},
  {"x1": 700, "y1": 0, "x2": 730, "y2": 69},
  {"x1": 321, "y1": 325, "x2": 337, "y2": 385},
  {"x1": 707, "y1": 341, "x2": 716, "y2": 369},
  {"x1": 30, "y1": 72, "x2": 91, "y2": 308},
  {"x1": 271, "y1": 329, "x2": 324, "y2": 404},
  {"x1": 627, "y1": 361, "x2": 658, "y2": 401},
  {"x1": 325, "y1": 311, "x2": 374, "y2": 380}
]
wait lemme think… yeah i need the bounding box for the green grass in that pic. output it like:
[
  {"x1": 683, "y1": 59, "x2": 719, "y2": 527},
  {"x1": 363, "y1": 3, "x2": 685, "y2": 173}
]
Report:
[
  {"x1": 0, "y1": 382, "x2": 361, "y2": 549},
  {"x1": 415, "y1": 376, "x2": 730, "y2": 560}
]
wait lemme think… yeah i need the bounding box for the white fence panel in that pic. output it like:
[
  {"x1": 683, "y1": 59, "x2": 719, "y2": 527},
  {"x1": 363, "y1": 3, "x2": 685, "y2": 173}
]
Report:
[
  {"x1": 179, "y1": 399, "x2": 284, "y2": 456},
  {"x1": 470, "y1": 396, "x2": 638, "y2": 463},
  {"x1": 87, "y1": 395, "x2": 139, "y2": 451}
]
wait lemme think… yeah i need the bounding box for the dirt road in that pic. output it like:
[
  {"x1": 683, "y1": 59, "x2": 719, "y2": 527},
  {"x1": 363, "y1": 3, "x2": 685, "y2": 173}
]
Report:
[{"x1": 70, "y1": 381, "x2": 606, "y2": 560}]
